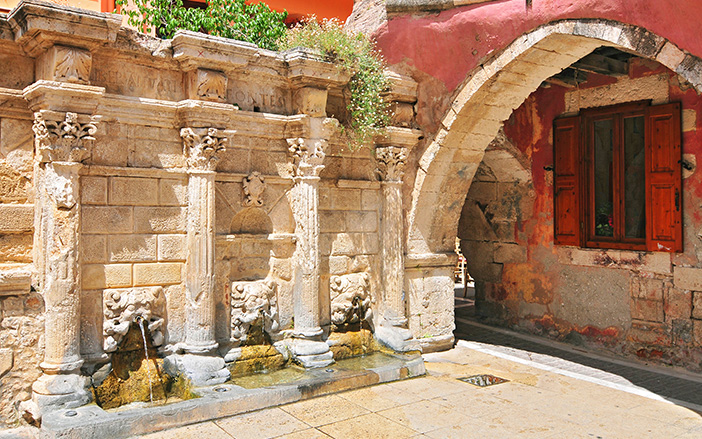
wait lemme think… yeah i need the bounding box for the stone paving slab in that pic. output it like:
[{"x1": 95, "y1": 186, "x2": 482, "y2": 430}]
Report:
[
  {"x1": 135, "y1": 341, "x2": 702, "y2": 439},
  {"x1": 454, "y1": 308, "x2": 702, "y2": 411}
]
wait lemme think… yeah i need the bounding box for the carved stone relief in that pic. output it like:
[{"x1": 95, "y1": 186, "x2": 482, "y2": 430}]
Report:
[
  {"x1": 180, "y1": 127, "x2": 227, "y2": 171},
  {"x1": 52, "y1": 46, "x2": 92, "y2": 84},
  {"x1": 195, "y1": 69, "x2": 227, "y2": 102},
  {"x1": 230, "y1": 279, "x2": 280, "y2": 344},
  {"x1": 330, "y1": 272, "x2": 372, "y2": 327},
  {"x1": 33, "y1": 112, "x2": 101, "y2": 163},
  {"x1": 242, "y1": 172, "x2": 266, "y2": 207},
  {"x1": 103, "y1": 287, "x2": 166, "y2": 353}
]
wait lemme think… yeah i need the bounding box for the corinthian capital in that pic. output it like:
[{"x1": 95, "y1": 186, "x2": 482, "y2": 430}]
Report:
[
  {"x1": 375, "y1": 145, "x2": 408, "y2": 182},
  {"x1": 33, "y1": 111, "x2": 101, "y2": 163},
  {"x1": 180, "y1": 127, "x2": 227, "y2": 171},
  {"x1": 287, "y1": 137, "x2": 326, "y2": 177}
]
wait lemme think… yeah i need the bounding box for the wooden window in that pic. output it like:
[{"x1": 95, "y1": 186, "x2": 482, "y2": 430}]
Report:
[{"x1": 553, "y1": 101, "x2": 682, "y2": 252}]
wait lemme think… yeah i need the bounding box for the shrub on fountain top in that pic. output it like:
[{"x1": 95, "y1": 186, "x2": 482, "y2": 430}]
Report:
[
  {"x1": 114, "y1": 0, "x2": 287, "y2": 50},
  {"x1": 278, "y1": 18, "x2": 391, "y2": 150}
]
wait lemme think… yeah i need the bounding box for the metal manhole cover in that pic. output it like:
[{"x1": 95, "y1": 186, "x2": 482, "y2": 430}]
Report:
[{"x1": 459, "y1": 374, "x2": 509, "y2": 387}]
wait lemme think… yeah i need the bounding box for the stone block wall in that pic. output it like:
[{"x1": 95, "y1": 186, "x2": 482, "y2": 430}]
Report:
[
  {"x1": 80, "y1": 171, "x2": 188, "y2": 359},
  {"x1": 0, "y1": 2, "x2": 426, "y2": 425}
]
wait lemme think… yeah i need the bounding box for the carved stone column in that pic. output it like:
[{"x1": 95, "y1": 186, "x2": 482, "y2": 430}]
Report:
[
  {"x1": 374, "y1": 137, "x2": 420, "y2": 352},
  {"x1": 173, "y1": 127, "x2": 230, "y2": 385},
  {"x1": 28, "y1": 111, "x2": 100, "y2": 414},
  {"x1": 285, "y1": 118, "x2": 336, "y2": 368}
]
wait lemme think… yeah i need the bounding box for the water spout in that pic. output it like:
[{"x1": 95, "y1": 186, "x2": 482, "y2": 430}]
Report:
[{"x1": 136, "y1": 316, "x2": 154, "y2": 403}]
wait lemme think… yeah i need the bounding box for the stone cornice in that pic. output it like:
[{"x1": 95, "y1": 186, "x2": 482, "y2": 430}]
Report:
[
  {"x1": 374, "y1": 126, "x2": 423, "y2": 149},
  {"x1": 384, "y1": 71, "x2": 418, "y2": 104},
  {"x1": 23, "y1": 80, "x2": 104, "y2": 114},
  {"x1": 7, "y1": 0, "x2": 121, "y2": 57}
]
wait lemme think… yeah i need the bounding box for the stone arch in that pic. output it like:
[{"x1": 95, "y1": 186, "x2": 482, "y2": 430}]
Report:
[{"x1": 407, "y1": 19, "x2": 702, "y2": 257}]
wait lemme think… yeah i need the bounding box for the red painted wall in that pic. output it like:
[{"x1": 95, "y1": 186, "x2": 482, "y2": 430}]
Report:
[{"x1": 377, "y1": 0, "x2": 702, "y2": 92}]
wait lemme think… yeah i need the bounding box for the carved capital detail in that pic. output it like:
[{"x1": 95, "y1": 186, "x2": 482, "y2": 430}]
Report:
[
  {"x1": 33, "y1": 111, "x2": 101, "y2": 163},
  {"x1": 375, "y1": 145, "x2": 408, "y2": 182},
  {"x1": 243, "y1": 172, "x2": 266, "y2": 207},
  {"x1": 230, "y1": 280, "x2": 280, "y2": 344},
  {"x1": 180, "y1": 127, "x2": 227, "y2": 171},
  {"x1": 53, "y1": 46, "x2": 92, "y2": 84},
  {"x1": 103, "y1": 287, "x2": 166, "y2": 353},
  {"x1": 287, "y1": 137, "x2": 326, "y2": 177}
]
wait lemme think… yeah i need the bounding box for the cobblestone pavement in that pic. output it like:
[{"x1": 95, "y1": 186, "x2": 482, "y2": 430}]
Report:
[{"x1": 132, "y1": 300, "x2": 702, "y2": 438}]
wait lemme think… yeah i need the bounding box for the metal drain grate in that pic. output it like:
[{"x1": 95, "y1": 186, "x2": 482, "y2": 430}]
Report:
[{"x1": 459, "y1": 374, "x2": 509, "y2": 387}]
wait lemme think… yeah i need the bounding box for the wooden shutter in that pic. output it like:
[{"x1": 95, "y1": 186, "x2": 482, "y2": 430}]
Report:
[
  {"x1": 645, "y1": 102, "x2": 682, "y2": 252},
  {"x1": 553, "y1": 116, "x2": 582, "y2": 246}
]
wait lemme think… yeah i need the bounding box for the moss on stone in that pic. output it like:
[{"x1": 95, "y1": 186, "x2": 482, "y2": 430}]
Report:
[
  {"x1": 327, "y1": 328, "x2": 378, "y2": 360},
  {"x1": 228, "y1": 345, "x2": 288, "y2": 377}
]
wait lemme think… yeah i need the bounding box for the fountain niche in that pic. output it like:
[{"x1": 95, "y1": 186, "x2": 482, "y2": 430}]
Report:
[
  {"x1": 224, "y1": 279, "x2": 289, "y2": 376},
  {"x1": 93, "y1": 287, "x2": 191, "y2": 409},
  {"x1": 327, "y1": 272, "x2": 377, "y2": 359}
]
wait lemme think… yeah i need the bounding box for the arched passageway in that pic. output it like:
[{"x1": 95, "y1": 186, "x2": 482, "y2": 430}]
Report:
[{"x1": 404, "y1": 20, "x2": 702, "y2": 365}]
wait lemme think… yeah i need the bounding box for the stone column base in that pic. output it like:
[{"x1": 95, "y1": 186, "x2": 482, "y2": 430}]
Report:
[
  {"x1": 21, "y1": 373, "x2": 91, "y2": 421},
  {"x1": 166, "y1": 353, "x2": 229, "y2": 386},
  {"x1": 286, "y1": 339, "x2": 334, "y2": 368},
  {"x1": 375, "y1": 325, "x2": 420, "y2": 353},
  {"x1": 418, "y1": 334, "x2": 455, "y2": 353}
]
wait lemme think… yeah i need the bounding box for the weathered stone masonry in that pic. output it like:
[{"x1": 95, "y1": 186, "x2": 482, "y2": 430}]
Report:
[{"x1": 0, "y1": 0, "x2": 424, "y2": 426}]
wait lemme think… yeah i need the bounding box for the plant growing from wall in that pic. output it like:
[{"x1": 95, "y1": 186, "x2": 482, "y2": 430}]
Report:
[
  {"x1": 114, "y1": 3, "x2": 389, "y2": 149},
  {"x1": 279, "y1": 19, "x2": 391, "y2": 149},
  {"x1": 114, "y1": 0, "x2": 287, "y2": 50}
]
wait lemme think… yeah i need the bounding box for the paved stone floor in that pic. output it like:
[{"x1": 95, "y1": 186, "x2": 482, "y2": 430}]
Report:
[{"x1": 134, "y1": 298, "x2": 702, "y2": 438}]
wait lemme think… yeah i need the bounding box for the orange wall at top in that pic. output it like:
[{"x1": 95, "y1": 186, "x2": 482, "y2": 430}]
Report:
[
  {"x1": 0, "y1": 0, "x2": 353, "y2": 20},
  {"x1": 260, "y1": 0, "x2": 354, "y2": 21}
]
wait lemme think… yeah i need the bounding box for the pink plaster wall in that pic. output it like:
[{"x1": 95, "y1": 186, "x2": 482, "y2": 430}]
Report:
[{"x1": 377, "y1": 0, "x2": 702, "y2": 93}]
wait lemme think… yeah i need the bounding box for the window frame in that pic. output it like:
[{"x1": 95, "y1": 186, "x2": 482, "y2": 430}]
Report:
[
  {"x1": 553, "y1": 100, "x2": 682, "y2": 252},
  {"x1": 582, "y1": 101, "x2": 649, "y2": 251}
]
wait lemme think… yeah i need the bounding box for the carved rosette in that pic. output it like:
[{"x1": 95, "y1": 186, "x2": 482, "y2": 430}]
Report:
[
  {"x1": 103, "y1": 287, "x2": 166, "y2": 353},
  {"x1": 180, "y1": 127, "x2": 227, "y2": 171},
  {"x1": 33, "y1": 111, "x2": 101, "y2": 163},
  {"x1": 287, "y1": 137, "x2": 326, "y2": 177},
  {"x1": 53, "y1": 46, "x2": 92, "y2": 83},
  {"x1": 330, "y1": 272, "x2": 372, "y2": 327},
  {"x1": 230, "y1": 279, "x2": 280, "y2": 344},
  {"x1": 375, "y1": 146, "x2": 408, "y2": 182},
  {"x1": 243, "y1": 172, "x2": 266, "y2": 207}
]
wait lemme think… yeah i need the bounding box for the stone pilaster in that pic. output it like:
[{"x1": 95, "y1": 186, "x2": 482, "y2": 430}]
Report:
[
  {"x1": 27, "y1": 110, "x2": 100, "y2": 416},
  {"x1": 373, "y1": 128, "x2": 422, "y2": 352},
  {"x1": 285, "y1": 118, "x2": 337, "y2": 368},
  {"x1": 173, "y1": 127, "x2": 229, "y2": 385}
]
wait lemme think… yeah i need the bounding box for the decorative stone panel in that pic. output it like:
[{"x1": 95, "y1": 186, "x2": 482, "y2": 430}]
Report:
[
  {"x1": 187, "y1": 68, "x2": 228, "y2": 103},
  {"x1": 103, "y1": 287, "x2": 166, "y2": 353},
  {"x1": 242, "y1": 172, "x2": 266, "y2": 207},
  {"x1": 37, "y1": 45, "x2": 92, "y2": 84},
  {"x1": 330, "y1": 272, "x2": 372, "y2": 326},
  {"x1": 230, "y1": 279, "x2": 280, "y2": 344}
]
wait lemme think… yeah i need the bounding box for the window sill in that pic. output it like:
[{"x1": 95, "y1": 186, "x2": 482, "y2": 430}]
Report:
[{"x1": 555, "y1": 246, "x2": 672, "y2": 275}]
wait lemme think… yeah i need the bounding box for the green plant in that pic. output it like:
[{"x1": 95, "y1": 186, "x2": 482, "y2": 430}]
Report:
[
  {"x1": 114, "y1": 0, "x2": 287, "y2": 50},
  {"x1": 278, "y1": 19, "x2": 391, "y2": 149}
]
